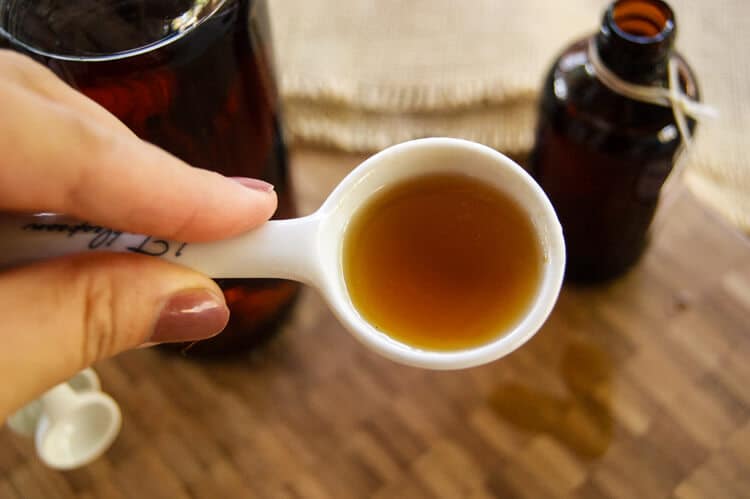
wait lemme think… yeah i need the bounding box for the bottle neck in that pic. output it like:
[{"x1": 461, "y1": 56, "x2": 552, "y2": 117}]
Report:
[{"x1": 595, "y1": 0, "x2": 676, "y2": 85}]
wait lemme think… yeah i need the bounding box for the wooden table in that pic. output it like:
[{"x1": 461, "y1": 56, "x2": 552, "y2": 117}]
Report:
[{"x1": 2, "y1": 148, "x2": 749, "y2": 499}]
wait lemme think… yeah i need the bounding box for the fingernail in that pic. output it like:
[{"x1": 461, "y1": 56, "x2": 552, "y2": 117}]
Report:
[
  {"x1": 231, "y1": 177, "x2": 275, "y2": 193},
  {"x1": 151, "y1": 290, "x2": 229, "y2": 343}
]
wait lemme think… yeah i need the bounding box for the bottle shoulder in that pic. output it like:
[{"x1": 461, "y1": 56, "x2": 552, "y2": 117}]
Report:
[
  {"x1": 546, "y1": 36, "x2": 699, "y2": 98},
  {"x1": 538, "y1": 36, "x2": 699, "y2": 143}
]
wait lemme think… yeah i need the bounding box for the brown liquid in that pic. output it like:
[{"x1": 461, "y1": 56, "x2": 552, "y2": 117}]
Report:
[
  {"x1": 343, "y1": 173, "x2": 543, "y2": 351},
  {"x1": 490, "y1": 341, "x2": 614, "y2": 458}
]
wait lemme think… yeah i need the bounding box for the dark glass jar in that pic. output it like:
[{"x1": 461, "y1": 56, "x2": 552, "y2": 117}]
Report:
[
  {"x1": 529, "y1": 0, "x2": 699, "y2": 283},
  {"x1": 0, "y1": 0, "x2": 299, "y2": 355}
]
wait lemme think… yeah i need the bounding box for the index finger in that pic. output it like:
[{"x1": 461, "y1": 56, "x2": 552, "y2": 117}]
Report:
[{"x1": 0, "y1": 80, "x2": 278, "y2": 242}]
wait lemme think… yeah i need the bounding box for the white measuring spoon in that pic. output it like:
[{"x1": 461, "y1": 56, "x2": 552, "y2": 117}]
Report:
[
  {"x1": 0, "y1": 138, "x2": 565, "y2": 369},
  {"x1": 7, "y1": 368, "x2": 121, "y2": 470}
]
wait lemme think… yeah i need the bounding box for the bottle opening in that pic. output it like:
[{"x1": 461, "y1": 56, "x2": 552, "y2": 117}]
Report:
[
  {"x1": 0, "y1": 0, "x2": 227, "y2": 61},
  {"x1": 612, "y1": 0, "x2": 673, "y2": 40}
]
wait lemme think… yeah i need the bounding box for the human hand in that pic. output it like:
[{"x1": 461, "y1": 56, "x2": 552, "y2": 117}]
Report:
[{"x1": 0, "y1": 50, "x2": 278, "y2": 420}]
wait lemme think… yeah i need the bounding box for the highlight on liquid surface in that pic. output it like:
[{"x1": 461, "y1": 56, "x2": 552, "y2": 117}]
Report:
[{"x1": 343, "y1": 173, "x2": 543, "y2": 351}]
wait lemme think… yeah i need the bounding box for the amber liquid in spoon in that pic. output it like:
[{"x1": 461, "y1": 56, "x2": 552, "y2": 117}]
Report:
[{"x1": 343, "y1": 173, "x2": 543, "y2": 351}]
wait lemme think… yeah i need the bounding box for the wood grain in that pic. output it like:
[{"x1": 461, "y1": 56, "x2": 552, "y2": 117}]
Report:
[{"x1": 1, "y1": 148, "x2": 749, "y2": 499}]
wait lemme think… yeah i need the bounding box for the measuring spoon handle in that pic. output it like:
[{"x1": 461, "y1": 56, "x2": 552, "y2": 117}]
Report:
[{"x1": 0, "y1": 213, "x2": 321, "y2": 283}]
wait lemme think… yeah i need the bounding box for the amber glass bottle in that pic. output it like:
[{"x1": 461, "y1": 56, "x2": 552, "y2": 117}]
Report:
[
  {"x1": 0, "y1": 0, "x2": 299, "y2": 355},
  {"x1": 529, "y1": 0, "x2": 699, "y2": 283}
]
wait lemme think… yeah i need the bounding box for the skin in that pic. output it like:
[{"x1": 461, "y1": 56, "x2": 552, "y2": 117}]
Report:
[{"x1": 0, "y1": 50, "x2": 278, "y2": 420}]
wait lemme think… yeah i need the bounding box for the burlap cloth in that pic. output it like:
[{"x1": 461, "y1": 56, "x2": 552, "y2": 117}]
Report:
[{"x1": 269, "y1": 0, "x2": 750, "y2": 232}]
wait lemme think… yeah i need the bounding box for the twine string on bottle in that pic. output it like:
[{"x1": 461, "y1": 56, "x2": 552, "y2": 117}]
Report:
[
  {"x1": 587, "y1": 38, "x2": 717, "y2": 148},
  {"x1": 587, "y1": 38, "x2": 718, "y2": 227}
]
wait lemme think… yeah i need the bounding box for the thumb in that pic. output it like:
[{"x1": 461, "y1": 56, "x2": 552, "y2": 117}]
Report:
[{"x1": 0, "y1": 253, "x2": 228, "y2": 418}]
